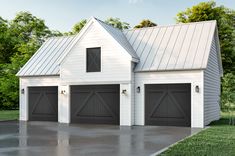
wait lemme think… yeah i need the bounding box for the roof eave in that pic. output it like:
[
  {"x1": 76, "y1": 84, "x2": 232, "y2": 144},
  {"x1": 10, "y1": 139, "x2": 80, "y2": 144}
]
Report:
[
  {"x1": 18, "y1": 74, "x2": 60, "y2": 78},
  {"x1": 132, "y1": 57, "x2": 139, "y2": 63},
  {"x1": 134, "y1": 68, "x2": 205, "y2": 73}
]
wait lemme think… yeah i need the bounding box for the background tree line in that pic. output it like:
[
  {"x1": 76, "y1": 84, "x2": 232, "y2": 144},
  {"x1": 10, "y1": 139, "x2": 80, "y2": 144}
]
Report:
[{"x1": 0, "y1": 1, "x2": 234, "y2": 111}]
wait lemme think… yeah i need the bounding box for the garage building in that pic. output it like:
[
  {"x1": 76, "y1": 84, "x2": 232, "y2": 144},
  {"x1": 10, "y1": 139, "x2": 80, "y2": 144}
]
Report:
[{"x1": 17, "y1": 17, "x2": 223, "y2": 128}]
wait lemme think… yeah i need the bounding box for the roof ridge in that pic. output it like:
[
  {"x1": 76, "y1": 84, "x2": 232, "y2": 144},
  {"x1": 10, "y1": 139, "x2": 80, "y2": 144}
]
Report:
[
  {"x1": 47, "y1": 35, "x2": 76, "y2": 40},
  {"x1": 124, "y1": 20, "x2": 216, "y2": 32},
  {"x1": 94, "y1": 17, "x2": 139, "y2": 60},
  {"x1": 94, "y1": 17, "x2": 125, "y2": 33}
]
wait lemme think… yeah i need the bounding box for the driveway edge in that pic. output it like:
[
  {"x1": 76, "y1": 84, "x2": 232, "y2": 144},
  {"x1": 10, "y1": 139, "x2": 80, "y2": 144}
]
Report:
[
  {"x1": 150, "y1": 127, "x2": 210, "y2": 156},
  {"x1": 0, "y1": 119, "x2": 18, "y2": 122}
]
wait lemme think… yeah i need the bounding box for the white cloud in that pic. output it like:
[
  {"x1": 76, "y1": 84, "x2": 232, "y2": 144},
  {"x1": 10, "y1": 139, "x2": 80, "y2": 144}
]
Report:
[{"x1": 128, "y1": 0, "x2": 143, "y2": 4}]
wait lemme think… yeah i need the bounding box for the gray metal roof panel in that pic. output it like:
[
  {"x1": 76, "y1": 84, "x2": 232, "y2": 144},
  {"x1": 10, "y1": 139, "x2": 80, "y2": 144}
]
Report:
[
  {"x1": 125, "y1": 20, "x2": 217, "y2": 72},
  {"x1": 17, "y1": 36, "x2": 76, "y2": 76}
]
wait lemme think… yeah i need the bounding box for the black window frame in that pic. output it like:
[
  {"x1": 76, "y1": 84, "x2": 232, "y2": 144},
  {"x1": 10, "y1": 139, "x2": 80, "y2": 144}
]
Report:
[{"x1": 86, "y1": 47, "x2": 101, "y2": 72}]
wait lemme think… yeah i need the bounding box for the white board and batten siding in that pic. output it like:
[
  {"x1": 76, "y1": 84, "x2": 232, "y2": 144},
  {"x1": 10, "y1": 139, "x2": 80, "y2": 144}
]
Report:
[
  {"x1": 134, "y1": 70, "x2": 204, "y2": 128},
  {"x1": 203, "y1": 35, "x2": 221, "y2": 126},
  {"x1": 60, "y1": 21, "x2": 132, "y2": 84}
]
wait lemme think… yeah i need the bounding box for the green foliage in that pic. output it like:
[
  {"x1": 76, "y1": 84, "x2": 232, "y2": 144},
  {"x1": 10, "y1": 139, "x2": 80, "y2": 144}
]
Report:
[
  {"x1": 67, "y1": 17, "x2": 130, "y2": 35},
  {"x1": 10, "y1": 12, "x2": 52, "y2": 44},
  {"x1": 105, "y1": 17, "x2": 130, "y2": 30},
  {"x1": 176, "y1": 1, "x2": 235, "y2": 74},
  {"x1": 221, "y1": 73, "x2": 235, "y2": 111},
  {"x1": 0, "y1": 64, "x2": 19, "y2": 109},
  {"x1": 134, "y1": 19, "x2": 157, "y2": 28},
  {"x1": 0, "y1": 12, "x2": 58, "y2": 109},
  {"x1": 0, "y1": 17, "x2": 16, "y2": 64},
  {"x1": 72, "y1": 19, "x2": 87, "y2": 34},
  {"x1": 65, "y1": 19, "x2": 87, "y2": 35}
]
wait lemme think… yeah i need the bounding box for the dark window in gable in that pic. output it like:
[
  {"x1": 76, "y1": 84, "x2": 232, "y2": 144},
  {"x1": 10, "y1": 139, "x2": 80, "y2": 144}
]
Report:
[{"x1": 86, "y1": 47, "x2": 101, "y2": 72}]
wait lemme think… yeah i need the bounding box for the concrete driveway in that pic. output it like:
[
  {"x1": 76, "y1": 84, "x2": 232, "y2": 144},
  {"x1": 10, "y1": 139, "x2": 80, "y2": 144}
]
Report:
[{"x1": 0, "y1": 121, "x2": 201, "y2": 156}]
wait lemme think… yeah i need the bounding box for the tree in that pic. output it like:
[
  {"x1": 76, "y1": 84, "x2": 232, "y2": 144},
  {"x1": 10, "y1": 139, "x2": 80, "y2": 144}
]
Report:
[
  {"x1": 9, "y1": 11, "x2": 52, "y2": 45},
  {"x1": 176, "y1": 1, "x2": 235, "y2": 74},
  {"x1": 105, "y1": 17, "x2": 130, "y2": 30},
  {"x1": 134, "y1": 19, "x2": 157, "y2": 28},
  {"x1": 0, "y1": 12, "x2": 57, "y2": 109},
  {"x1": 67, "y1": 17, "x2": 130, "y2": 35},
  {"x1": 221, "y1": 73, "x2": 235, "y2": 124},
  {"x1": 72, "y1": 19, "x2": 87, "y2": 34},
  {"x1": 0, "y1": 17, "x2": 14, "y2": 64},
  {"x1": 221, "y1": 73, "x2": 235, "y2": 111}
]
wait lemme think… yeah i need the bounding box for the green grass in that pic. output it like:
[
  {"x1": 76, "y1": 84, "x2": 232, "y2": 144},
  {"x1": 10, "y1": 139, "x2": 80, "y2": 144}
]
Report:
[
  {"x1": 159, "y1": 112, "x2": 235, "y2": 156},
  {"x1": 0, "y1": 110, "x2": 19, "y2": 121}
]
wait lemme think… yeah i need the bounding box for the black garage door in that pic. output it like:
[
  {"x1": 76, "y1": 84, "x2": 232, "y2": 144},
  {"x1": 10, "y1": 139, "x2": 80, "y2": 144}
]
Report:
[
  {"x1": 145, "y1": 84, "x2": 191, "y2": 127},
  {"x1": 28, "y1": 87, "x2": 58, "y2": 121},
  {"x1": 71, "y1": 85, "x2": 120, "y2": 124}
]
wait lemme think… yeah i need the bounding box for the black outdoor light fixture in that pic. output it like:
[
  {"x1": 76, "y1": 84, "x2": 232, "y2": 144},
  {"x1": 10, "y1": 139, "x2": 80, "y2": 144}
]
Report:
[
  {"x1": 136, "y1": 86, "x2": 140, "y2": 93},
  {"x1": 21, "y1": 88, "x2": 25, "y2": 94},
  {"x1": 195, "y1": 85, "x2": 199, "y2": 93},
  {"x1": 61, "y1": 90, "x2": 66, "y2": 95},
  {"x1": 122, "y1": 89, "x2": 127, "y2": 94}
]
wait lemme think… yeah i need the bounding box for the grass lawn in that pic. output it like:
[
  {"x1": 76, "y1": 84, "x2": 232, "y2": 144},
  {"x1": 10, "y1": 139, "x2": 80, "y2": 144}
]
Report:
[
  {"x1": 0, "y1": 110, "x2": 19, "y2": 121},
  {"x1": 159, "y1": 112, "x2": 235, "y2": 156}
]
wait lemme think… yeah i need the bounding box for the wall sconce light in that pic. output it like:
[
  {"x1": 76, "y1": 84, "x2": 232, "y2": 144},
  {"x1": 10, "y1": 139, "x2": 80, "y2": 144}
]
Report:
[
  {"x1": 61, "y1": 90, "x2": 66, "y2": 95},
  {"x1": 21, "y1": 88, "x2": 25, "y2": 94},
  {"x1": 195, "y1": 85, "x2": 199, "y2": 93},
  {"x1": 136, "y1": 86, "x2": 140, "y2": 93},
  {"x1": 122, "y1": 89, "x2": 127, "y2": 94}
]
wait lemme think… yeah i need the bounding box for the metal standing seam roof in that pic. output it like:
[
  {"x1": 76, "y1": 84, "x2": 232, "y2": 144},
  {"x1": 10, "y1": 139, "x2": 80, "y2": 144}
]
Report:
[
  {"x1": 17, "y1": 18, "x2": 218, "y2": 77},
  {"x1": 124, "y1": 20, "x2": 217, "y2": 72},
  {"x1": 16, "y1": 36, "x2": 76, "y2": 76}
]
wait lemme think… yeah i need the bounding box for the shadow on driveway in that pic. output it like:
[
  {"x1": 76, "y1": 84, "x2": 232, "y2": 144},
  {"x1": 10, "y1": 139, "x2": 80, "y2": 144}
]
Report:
[{"x1": 0, "y1": 121, "x2": 201, "y2": 156}]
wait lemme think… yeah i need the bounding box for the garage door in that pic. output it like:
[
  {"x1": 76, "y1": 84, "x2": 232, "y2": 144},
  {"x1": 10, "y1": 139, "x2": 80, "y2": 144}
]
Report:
[
  {"x1": 28, "y1": 87, "x2": 58, "y2": 121},
  {"x1": 145, "y1": 84, "x2": 191, "y2": 126},
  {"x1": 71, "y1": 85, "x2": 120, "y2": 124}
]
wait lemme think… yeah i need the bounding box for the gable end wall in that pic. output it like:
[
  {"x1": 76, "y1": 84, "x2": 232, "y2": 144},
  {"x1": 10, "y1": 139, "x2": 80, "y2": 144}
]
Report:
[{"x1": 60, "y1": 22, "x2": 132, "y2": 83}]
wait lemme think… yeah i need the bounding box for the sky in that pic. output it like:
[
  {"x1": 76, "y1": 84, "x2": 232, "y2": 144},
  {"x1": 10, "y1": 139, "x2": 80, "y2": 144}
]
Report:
[{"x1": 0, "y1": 0, "x2": 234, "y2": 32}]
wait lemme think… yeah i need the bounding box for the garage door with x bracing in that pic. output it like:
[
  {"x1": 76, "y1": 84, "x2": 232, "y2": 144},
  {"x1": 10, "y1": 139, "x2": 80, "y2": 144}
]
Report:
[
  {"x1": 28, "y1": 87, "x2": 58, "y2": 121},
  {"x1": 145, "y1": 84, "x2": 191, "y2": 127},
  {"x1": 71, "y1": 85, "x2": 120, "y2": 124}
]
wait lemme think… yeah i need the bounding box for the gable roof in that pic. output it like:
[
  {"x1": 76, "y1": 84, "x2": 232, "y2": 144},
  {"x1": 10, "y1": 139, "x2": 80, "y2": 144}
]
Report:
[
  {"x1": 123, "y1": 20, "x2": 217, "y2": 72},
  {"x1": 17, "y1": 18, "x2": 221, "y2": 77}
]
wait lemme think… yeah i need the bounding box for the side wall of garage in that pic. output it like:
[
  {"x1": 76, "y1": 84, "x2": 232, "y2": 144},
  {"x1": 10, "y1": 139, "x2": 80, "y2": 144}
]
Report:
[
  {"x1": 203, "y1": 35, "x2": 221, "y2": 126},
  {"x1": 134, "y1": 70, "x2": 204, "y2": 128},
  {"x1": 19, "y1": 76, "x2": 60, "y2": 121}
]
